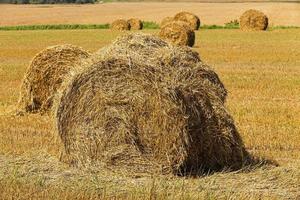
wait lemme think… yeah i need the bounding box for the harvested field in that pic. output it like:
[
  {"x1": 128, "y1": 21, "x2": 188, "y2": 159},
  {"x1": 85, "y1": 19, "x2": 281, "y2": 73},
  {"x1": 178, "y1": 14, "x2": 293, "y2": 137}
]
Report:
[
  {"x1": 0, "y1": 28, "x2": 300, "y2": 199},
  {"x1": 0, "y1": 3, "x2": 300, "y2": 26}
]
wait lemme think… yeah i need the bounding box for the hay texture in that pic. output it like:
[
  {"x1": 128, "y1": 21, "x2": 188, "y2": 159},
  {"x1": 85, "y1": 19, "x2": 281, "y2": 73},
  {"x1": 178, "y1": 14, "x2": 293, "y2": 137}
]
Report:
[
  {"x1": 127, "y1": 18, "x2": 143, "y2": 30},
  {"x1": 160, "y1": 16, "x2": 174, "y2": 27},
  {"x1": 240, "y1": 9, "x2": 268, "y2": 31},
  {"x1": 97, "y1": 33, "x2": 226, "y2": 102},
  {"x1": 18, "y1": 44, "x2": 90, "y2": 114},
  {"x1": 174, "y1": 11, "x2": 200, "y2": 30},
  {"x1": 54, "y1": 33, "x2": 250, "y2": 175},
  {"x1": 159, "y1": 21, "x2": 195, "y2": 47},
  {"x1": 111, "y1": 19, "x2": 130, "y2": 31}
]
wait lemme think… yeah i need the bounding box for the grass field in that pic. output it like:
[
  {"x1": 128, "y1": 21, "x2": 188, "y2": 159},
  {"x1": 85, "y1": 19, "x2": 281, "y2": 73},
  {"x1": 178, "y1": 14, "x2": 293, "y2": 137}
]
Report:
[
  {"x1": 1, "y1": 2, "x2": 300, "y2": 26},
  {"x1": 0, "y1": 29, "x2": 299, "y2": 199}
]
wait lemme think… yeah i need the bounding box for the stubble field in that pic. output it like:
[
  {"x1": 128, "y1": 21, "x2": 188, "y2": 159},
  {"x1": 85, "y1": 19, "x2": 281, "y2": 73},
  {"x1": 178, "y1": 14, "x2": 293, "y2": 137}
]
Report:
[{"x1": 0, "y1": 28, "x2": 299, "y2": 199}]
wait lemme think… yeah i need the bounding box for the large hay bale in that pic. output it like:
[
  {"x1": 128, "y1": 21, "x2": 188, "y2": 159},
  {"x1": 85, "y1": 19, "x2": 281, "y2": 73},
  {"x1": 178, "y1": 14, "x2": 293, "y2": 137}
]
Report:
[
  {"x1": 17, "y1": 44, "x2": 90, "y2": 114},
  {"x1": 240, "y1": 9, "x2": 268, "y2": 31},
  {"x1": 111, "y1": 19, "x2": 130, "y2": 31},
  {"x1": 54, "y1": 33, "x2": 250, "y2": 175},
  {"x1": 174, "y1": 11, "x2": 200, "y2": 30},
  {"x1": 159, "y1": 21, "x2": 195, "y2": 47},
  {"x1": 160, "y1": 16, "x2": 174, "y2": 27},
  {"x1": 96, "y1": 33, "x2": 226, "y2": 102},
  {"x1": 127, "y1": 18, "x2": 143, "y2": 30},
  {"x1": 96, "y1": 32, "x2": 170, "y2": 65}
]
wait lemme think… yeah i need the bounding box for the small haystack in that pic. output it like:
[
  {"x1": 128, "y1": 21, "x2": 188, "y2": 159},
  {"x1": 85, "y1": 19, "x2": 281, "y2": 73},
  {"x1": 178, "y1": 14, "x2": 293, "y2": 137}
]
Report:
[
  {"x1": 240, "y1": 9, "x2": 268, "y2": 31},
  {"x1": 174, "y1": 11, "x2": 200, "y2": 30},
  {"x1": 160, "y1": 16, "x2": 174, "y2": 27},
  {"x1": 111, "y1": 19, "x2": 130, "y2": 31},
  {"x1": 159, "y1": 21, "x2": 195, "y2": 47},
  {"x1": 54, "y1": 33, "x2": 249, "y2": 175},
  {"x1": 17, "y1": 44, "x2": 90, "y2": 114},
  {"x1": 127, "y1": 18, "x2": 143, "y2": 30}
]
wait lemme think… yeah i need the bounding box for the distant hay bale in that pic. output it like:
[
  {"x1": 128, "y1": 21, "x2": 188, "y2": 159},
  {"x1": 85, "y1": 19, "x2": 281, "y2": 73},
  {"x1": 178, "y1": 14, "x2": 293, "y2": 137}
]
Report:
[
  {"x1": 54, "y1": 33, "x2": 249, "y2": 175},
  {"x1": 160, "y1": 16, "x2": 174, "y2": 27},
  {"x1": 111, "y1": 19, "x2": 130, "y2": 31},
  {"x1": 159, "y1": 21, "x2": 195, "y2": 47},
  {"x1": 240, "y1": 9, "x2": 268, "y2": 31},
  {"x1": 127, "y1": 18, "x2": 143, "y2": 30},
  {"x1": 174, "y1": 11, "x2": 200, "y2": 30},
  {"x1": 17, "y1": 44, "x2": 90, "y2": 114}
]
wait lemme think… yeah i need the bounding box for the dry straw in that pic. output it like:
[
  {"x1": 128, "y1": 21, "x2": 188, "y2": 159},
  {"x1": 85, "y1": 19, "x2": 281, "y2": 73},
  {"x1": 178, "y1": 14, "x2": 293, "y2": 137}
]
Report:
[
  {"x1": 174, "y1": 11, "x2": 200, "y2": 30},
  {"x1": 111, "y1": 19, "x2": 130, "y2": 31},
  {"x1": 160, "y1": 16, "x2": 174, "y2": 27},
  {"x1": 54, "y1": 33, "x2": 250, "y2": 176},
  {"x1": 127, "y1": 18, "x2": 143, "y2": 30},
  {"x1": 17, "y1": 44, "x2": 90, "y2": 114},
  {"x1": 159, "y1": 21, "x2": 195, "y2": 47},
  {"x1": 240, "y1": 9, "x2": 268, "y2": 31},
  {"x1": 97, "y1": 33, "x2": 226, "y2": 102}
]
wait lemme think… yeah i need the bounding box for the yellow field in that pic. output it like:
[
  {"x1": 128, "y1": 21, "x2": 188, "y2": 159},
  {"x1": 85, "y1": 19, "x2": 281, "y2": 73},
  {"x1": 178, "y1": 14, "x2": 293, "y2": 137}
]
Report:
[
  {"x1": 1, "y1": 2, "x2": 300, "y2": 26},
  {"x1": 0, "y1": 29, "x2": 300, "y2": 199}
]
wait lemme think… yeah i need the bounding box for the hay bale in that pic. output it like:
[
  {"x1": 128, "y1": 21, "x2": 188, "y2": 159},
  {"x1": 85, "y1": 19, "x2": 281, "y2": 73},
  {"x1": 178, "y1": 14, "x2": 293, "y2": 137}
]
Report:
[
  {"x1": 96, "y1": 32, "x2": 170, "y2": 65},
  {"x1": 160, "y1": 16, "x2": 174, "y2": 27},
  {"x1": 111, "y1": 19, "x2": 130, "y2": 31},
  {"x1": 174, "y1": 11, "x2": 200, "y2": 30},
  {"x1": 96, "y1": 33, "x2": 226, "y2": 102},
  {"x1": 127, "y1": 18, "x2": 143, "y2": 30},
  {"x1": 54, "y1": 33, "x2": 250, "y2": 175},
  {"x1": 240, "y1": 9, "x2": 268, "y2": 31},
  {"x1": 17, "y1": 44, "x2": 90, "y2": 114},
  {"x1": 159, "y1": 21, "x2": 195, "y2": 47}
]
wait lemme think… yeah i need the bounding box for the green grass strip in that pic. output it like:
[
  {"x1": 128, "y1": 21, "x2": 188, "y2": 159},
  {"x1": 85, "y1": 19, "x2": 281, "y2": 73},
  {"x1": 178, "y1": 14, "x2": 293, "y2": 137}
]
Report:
[
  {"x1": 269, "y1": 25, "x2": 300, "y2": 30},
  {"x1": 202, "y1": 24, "x2": 240, "y2": 29},
  {"x1": 142, "y1": 21, "x2": 160, "y2": 29}
]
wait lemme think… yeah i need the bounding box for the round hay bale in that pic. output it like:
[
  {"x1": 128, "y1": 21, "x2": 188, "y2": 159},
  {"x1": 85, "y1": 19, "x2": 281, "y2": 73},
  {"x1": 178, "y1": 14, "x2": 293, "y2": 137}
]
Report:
[
  {"x1": 54, "y1": 33, "x2": 250, "y2": 175},
  {"x1": 111, "y1": 19, "x2": 130, "y2": 31},
  {"x1": 160, "y1": 16, "x2": 174, "y2": 27},
  {"x1": 240, "y1": 9, "x2": 268, "y2": 31},
  {"x1": 174, "y1": 11, "x2": 200, "y2": 30},
  {"x1": 159, "y1": 21, "x2": 195, "y2": 47},
  {"x1": 18, "y1": 44, "x2": 90, "y2": 114},
  {"x1": 96, "y1": 32, "x2": 169, "y2": 65},
  {"x1": 96, "y1": 33, "x2": 226, "y2": 102},
  {"x1": 127, "y1": 18, "x2": 143, "y2": 30}
]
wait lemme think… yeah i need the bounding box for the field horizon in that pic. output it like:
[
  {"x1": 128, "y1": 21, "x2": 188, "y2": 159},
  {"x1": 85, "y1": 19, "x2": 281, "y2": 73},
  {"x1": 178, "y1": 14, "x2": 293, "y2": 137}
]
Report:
[{"x1": 1, "y1": 2, "x2": 300, "y2": 26}]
